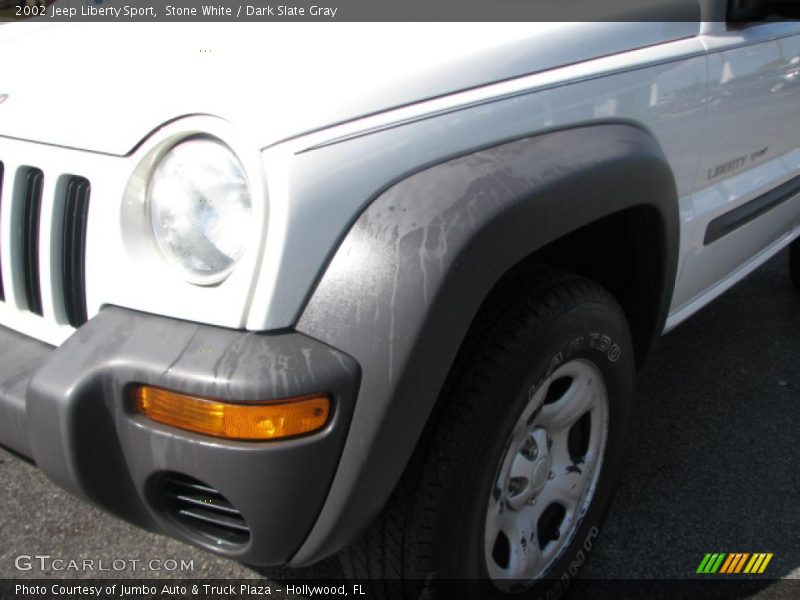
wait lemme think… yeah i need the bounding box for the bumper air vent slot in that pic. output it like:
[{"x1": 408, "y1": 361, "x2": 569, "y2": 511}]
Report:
[{"x1": 160, "y1": 473, "x2": 250, "y2": 546}]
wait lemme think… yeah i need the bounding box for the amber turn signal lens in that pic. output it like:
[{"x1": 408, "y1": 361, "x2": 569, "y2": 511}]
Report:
[{"x1": 134, "y1": 386, "x2": 330, "y2": 441}]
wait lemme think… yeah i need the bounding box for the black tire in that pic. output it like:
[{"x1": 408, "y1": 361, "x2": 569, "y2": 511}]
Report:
[
  {"x1": 340, "y1": 269, "x2": 635, "y2": 599},
  {"x1": 790, "y1": 239, "x2": 800, "y2": 290}
]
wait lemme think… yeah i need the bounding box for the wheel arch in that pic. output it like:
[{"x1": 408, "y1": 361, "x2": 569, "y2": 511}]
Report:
[
  {"x1": 508, "y1": 202, "x2": 671, "y2": 365},
  {"x1": 292, "y1": 122, "x2": 678, "y2": 565}
]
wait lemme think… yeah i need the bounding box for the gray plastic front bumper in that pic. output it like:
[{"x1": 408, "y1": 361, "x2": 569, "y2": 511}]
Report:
[{"x1": 0, "y1": 306, "x2": 360, "y2": 565}]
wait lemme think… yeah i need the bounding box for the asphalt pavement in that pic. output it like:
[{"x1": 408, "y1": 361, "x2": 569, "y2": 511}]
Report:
[{"x1": 1, "y1": 250, "x2": 798, "y2": 595}]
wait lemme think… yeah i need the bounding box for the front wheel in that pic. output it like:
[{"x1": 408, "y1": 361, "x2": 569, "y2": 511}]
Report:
[
  {"x1": 341, "y1": 270, "x2": 635, "y2": 599},
  {"x1": 483, "y1": 357, "x2": 610, "y2": 589}
]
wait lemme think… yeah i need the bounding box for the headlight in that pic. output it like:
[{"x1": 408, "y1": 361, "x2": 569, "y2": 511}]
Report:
[{"x1": 147, "y1": 139, "x2": 253, "y2": 284}]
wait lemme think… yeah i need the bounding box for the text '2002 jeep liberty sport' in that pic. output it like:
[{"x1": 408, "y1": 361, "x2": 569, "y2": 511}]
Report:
[{"x1": 0, "y1": 2, "x2": 799, "y2": 596}]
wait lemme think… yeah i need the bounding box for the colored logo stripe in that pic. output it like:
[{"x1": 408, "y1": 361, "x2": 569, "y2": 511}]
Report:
[
  {"x1": 744, "y1": 553, "x2": 773, "y2": 574},
  {"x1": 697, "y1": 553, "x2": 773, "y2": 574},
  {"x1": 697, "y1": 553, "x2": 726, "y2": 574},
  {"x1": 719, "y1": 553, "x2": 749, "y2": 574}
]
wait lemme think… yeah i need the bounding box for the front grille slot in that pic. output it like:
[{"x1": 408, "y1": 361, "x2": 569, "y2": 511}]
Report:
[
  {"x1": 61, "y1": 176, "x2": 91, "y2": 327},
  {"x1": 161, "y1": 473, "x2": 250, "y2": 545},
  {"x1": 0, "y1": 161, "x2": 92, "y2": 331},
  {"x1": 21, "y1": 168, "x2": 44, "y2": 315}
]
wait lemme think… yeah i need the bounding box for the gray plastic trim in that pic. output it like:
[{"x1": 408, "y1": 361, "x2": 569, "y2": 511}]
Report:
[
  {"x1": 0, "y1": 324, "x2": 52, "y2": 458},
  {"x1": 13, "y1": 306, "x2": 360, "y2": 565}
]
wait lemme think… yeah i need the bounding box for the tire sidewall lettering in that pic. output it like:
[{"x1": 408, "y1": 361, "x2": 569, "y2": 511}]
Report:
[{"x1": 531, "y1": 331, "x2": 623, "y2": 400}]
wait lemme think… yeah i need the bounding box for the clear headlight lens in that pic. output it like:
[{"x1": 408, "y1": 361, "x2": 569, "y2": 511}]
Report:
[{"x1": 148, "y1": 139, "x2": 253, "y2": 284}]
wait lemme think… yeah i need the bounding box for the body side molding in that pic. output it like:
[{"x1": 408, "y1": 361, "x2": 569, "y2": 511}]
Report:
[{"x1": 704, "y1": 174, "x2": 800, "y2": 245}]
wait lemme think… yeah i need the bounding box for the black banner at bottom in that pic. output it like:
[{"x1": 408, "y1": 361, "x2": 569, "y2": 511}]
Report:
[{"x1": 2, "y1": 578, "x2": 798, "y2": 600}]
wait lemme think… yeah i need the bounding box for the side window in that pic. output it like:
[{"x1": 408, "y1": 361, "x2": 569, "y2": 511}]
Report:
[{"x1": 728, "y1": 0, "x2": 800, "y2": 23}]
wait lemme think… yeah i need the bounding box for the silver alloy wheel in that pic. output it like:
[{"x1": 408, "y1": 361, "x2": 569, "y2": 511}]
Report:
[{"x1": 484, "y1": 359, "x2": 609, "y2": 588}]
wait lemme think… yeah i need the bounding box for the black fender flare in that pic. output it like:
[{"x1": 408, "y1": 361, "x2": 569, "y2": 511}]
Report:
[{"x1": 292, "y1": 122, "x2": 679, "y2": 564}]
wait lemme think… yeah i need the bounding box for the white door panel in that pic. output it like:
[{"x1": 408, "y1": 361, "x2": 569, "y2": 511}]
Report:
[{"x1": 670, "y1": 21, "x2": 800, "y2": 320}]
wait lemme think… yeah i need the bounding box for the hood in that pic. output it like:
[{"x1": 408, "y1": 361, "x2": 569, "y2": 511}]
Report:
[{"x1": 0, "y1": 22, "x2": 697, "y2": 155}]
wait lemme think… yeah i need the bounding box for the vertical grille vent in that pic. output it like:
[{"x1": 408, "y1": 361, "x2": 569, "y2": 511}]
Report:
[
  {"x1": 61, "y1": 176, "x2": 91, "y2": 327},
  {"x1": 0, "y1": 162, "x2": 91, "y2": 329},
  {"x1": 21, "y1": 168, "x2": 44, "y2": 315}
]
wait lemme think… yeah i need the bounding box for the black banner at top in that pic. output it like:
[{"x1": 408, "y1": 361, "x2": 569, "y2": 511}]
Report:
[{"x1": 2, "y1": 0, "x2": 707, "y2": 23}]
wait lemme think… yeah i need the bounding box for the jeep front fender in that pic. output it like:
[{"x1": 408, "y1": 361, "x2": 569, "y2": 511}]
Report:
[{"x1": 292, "y1": 123, "x2": 678, "y2": 565}]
